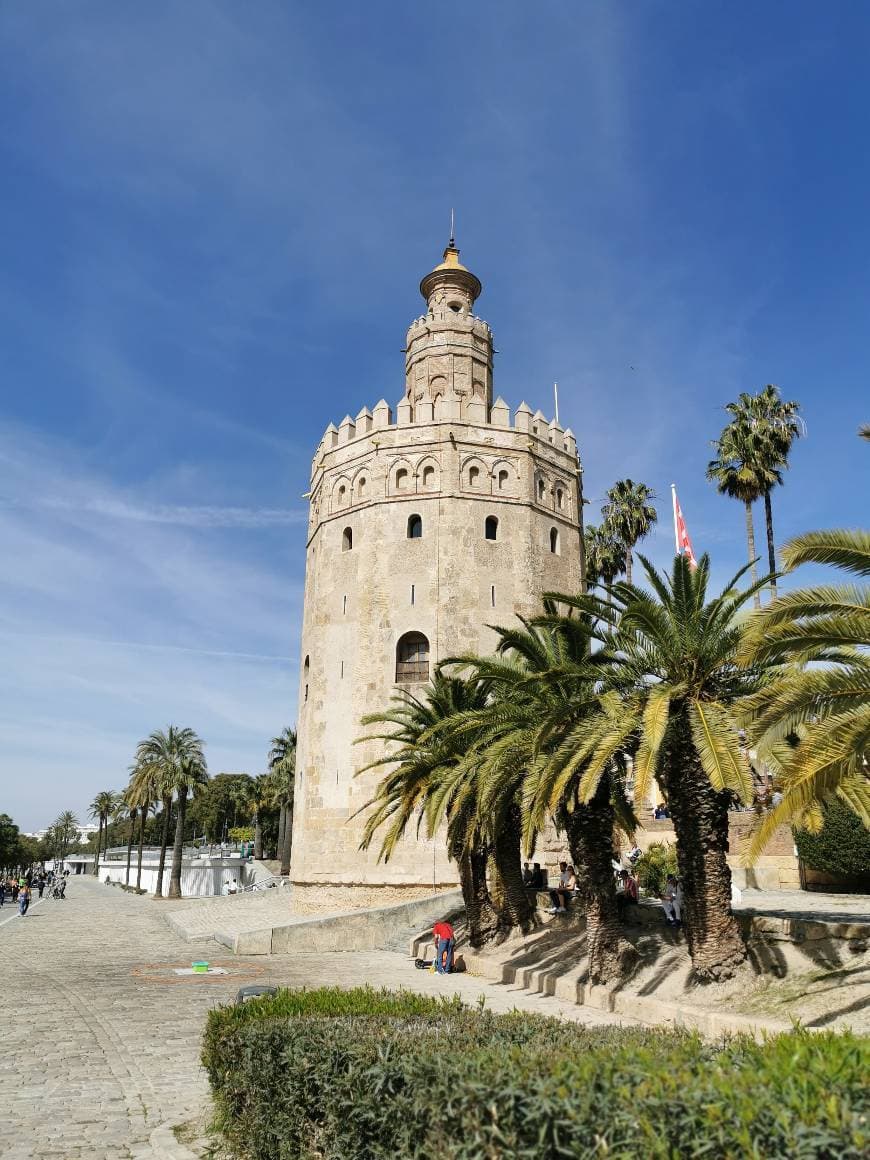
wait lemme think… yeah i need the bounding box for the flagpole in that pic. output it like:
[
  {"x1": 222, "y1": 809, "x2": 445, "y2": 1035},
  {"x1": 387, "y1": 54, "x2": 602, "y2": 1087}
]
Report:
[{"x1": 671, "y1": 484, "x2": 679, "y2": 555}]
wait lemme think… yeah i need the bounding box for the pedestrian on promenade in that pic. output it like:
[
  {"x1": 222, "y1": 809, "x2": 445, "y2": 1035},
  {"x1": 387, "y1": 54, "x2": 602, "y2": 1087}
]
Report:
[
  {"x1": 0, "y1": 879, "x2": 5, "y2": 907},
  {"x1": 18, "y1": 882, "x2": 31, "y2": 916},
  {"x1": 11, "y1": 880, "x2": 19, "y2": 903},
  {"x1": 37, "y1": 876, "x2": 45, "y2": 899}
]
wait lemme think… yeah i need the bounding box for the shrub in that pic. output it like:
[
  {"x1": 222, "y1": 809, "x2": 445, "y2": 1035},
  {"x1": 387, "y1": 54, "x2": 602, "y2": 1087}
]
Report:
[
  {"x1": 634, "y1": 840, "x2": 678, "y2": 897},
  {"x1": 795, "y1": 800, "x2": 870, "y2": 884},
  {"x1": 203, "y1": 987, "x2": 869, "y2": 1160}
]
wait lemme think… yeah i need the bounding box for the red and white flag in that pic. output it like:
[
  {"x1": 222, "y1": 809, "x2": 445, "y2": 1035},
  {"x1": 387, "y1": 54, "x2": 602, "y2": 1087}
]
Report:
[{"x1": 671, "y1": 485, "x2": 697, "y2": 569}]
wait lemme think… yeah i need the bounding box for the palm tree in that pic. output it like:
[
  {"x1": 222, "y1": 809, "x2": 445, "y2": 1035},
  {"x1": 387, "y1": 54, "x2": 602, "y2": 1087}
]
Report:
[
  {"x1": 860, "y1": 424, "x2": 870, "y2": 442},
  {"x1": 601, "y1": 479, "x2": 657, "y2": 586},
  {"x1": 243, "y1": 775, "x2": 272, "y2": 861},
  {"x1": 707, "y1": 420, "x2": 770, "y2": 609},
  {"x1": 51, "y1": 810, "x2": 80, "y2": 863},
  {"x1": 357, "y1": 675, "x2": 502, "y2": 946},
  {"x1": 268, "y1": 728, "x2": 297, "y2": 875},
  {"x1": 135, "y1": 726, "x2": 207, "y2": 899},
  {"x1": 127, "y1": 761, "x2": 160, "y2": 891},
  {"x1": 584, "y1": 523, "x2": 627, "y2": 591},
  {"x1": 725, "y1": 386, "x2": 803, "y2": 599},
  {"x1": 119, "y1": 792, "x2": 138, "y2": 886},
  {"x1": 88, "y1": 791, "x2": 117, "y2": 876},
  {"x1": 446, "y1": 608, "x2": 634, "y2": 982},
  {"x1": 739, "y1": 529, "x2": 870, "y2": 859},
  {"x1": 559, "y1": 554, "x2": 769, "y2": 982}
]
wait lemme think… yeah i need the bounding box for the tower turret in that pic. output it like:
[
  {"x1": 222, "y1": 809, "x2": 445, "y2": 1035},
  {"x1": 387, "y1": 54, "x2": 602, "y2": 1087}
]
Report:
[{"x1": 404, "y1": 236, "x2": 493, "y2": 415}]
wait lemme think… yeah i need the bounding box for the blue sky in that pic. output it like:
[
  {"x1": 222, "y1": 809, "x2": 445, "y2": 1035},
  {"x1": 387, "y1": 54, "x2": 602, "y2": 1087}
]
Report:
[{"x1": 1, "y1": 2, "x2": 868, "y2": 831}]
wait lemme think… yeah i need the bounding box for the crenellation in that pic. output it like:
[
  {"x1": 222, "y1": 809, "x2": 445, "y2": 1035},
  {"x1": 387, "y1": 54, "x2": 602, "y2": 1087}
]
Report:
[
  {"x1": 355, "y1": 406, "x2": 373, "y2": 434},
  {"x1": 338, "y1": 415, "x2": 356, "y2": 443}
]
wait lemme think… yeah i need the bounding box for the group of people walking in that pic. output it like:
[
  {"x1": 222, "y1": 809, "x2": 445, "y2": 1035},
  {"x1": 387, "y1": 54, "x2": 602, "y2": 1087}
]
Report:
[{"x1": 0, "y1": 866, "x2": 65, "y2": 915}]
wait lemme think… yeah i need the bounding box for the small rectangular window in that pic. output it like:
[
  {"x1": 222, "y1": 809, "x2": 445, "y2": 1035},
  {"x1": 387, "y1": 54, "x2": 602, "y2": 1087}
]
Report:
[
  {"x1": 411, "y1": 584, "x2": 415, "y2": 606},
  {"x1": 343, "y1": 594, "x2": 347, "y2": 615},
  {"x1": 491, "y1": 585, "x2": 496, "y2": 607},
  {"x1": 340, "y1": 660, "x2": 344, "y2": 678}
]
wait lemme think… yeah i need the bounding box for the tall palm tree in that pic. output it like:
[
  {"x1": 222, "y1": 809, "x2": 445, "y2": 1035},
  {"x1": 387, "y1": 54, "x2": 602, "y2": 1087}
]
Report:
[
  {"x1": 739, "y1": 529, "x2": 870, "y2": 858},
  {"x1": 127, "y1": 761, "x2": 160, "y2": 891},
  {"x1": 725, "y1": 386, "x2": 803, "y2": 600},
  {"x1": 707, "y1": 420, "x2": 770, "y2": 609},
  {"x1": 135, "y1": 726, "x2": 207, "y2": 899},
  {"x1": 268, "y1": 728, "x2": 297, "y2": 875},
  {"x1": 243, "y1": 775, "x2": 272, "y2": 861},
  {"x1": 601, "y1": 479, "x2": 658, "y2": 586},
  {"x1": 357, "y1": 675, "x2": 502, "y2": 946},
  {"x1": 88, "y1": 791, "x2": 117, "y2": 876},
  {"x1": 119, "y1": 791, "x2": 138, "y2": 886},
  {"x1": 859, "y1": 424, "x2": 870, "y2": 442},
  {"x1": 557, "y1": 554, "x2": 769, "y2": 982},
  {"x1": 583, "y1": 523, "x2": 627, "y2": 591}
]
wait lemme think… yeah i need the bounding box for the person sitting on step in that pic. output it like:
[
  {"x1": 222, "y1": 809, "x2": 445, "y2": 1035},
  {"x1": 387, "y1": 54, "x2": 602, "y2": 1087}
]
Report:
[{"x1": 548, "y1": 862, "x2": 576, "y2": 913}]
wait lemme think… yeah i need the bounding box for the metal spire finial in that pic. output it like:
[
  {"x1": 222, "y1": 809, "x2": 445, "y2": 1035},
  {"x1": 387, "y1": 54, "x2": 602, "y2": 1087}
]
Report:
[{"x1": 449, "y1": 207, "x2": 455, "y2": 248}]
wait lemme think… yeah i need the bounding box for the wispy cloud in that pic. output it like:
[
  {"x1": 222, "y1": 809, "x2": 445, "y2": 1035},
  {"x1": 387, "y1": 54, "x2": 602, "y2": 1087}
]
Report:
[{"x1": 3, "y1": 495, "x2": 306, "y2": 528}]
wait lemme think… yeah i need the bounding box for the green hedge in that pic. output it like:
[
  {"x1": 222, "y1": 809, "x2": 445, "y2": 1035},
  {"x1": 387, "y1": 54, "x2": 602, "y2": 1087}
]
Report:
[
  {"x1": 795, "y1": 800, "x2": 870, "y2": 882},
  {"x1": 203, "y1": 986, "x2": 869, "y2": 1160}
]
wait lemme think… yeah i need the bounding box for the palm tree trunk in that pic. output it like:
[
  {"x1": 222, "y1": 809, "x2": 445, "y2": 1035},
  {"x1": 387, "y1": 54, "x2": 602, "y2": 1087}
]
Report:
[
  {"x1": 154, "y1": 796, "x2": 172, "y2": 898},
  {"x1": 625, "y1": 550, "x2": 632, "y2": 587},
  {"x1": 763, "y1": 490, "x2": 777, "y2": 601},
  {"x1": 93, "y1": 817, "x2": 102, "y2": 876},
  {"x1": 563, "y1": 779, "x2": 635, "y2": 985},
  {"x1": 168, "y1": 786, "x2": 188, "y2": 899},
  {"x1": 136, "y1": 806, "x2": 147, "y2": 891},
  {"x1": 661, "y1": 713, "x2": 747, "y2": 982},
  {"x1": 744, "y1": 500, "x2": 760, "y2": 609},
  {"x1": 124, "y1": 819, "x2": 134, "y2": 886},
  {"x1": 453, "y1": 840, "x2": 498, "y2": 948},
  {"x1": 253, "y1": 810, "x2": 263, "y2": 861},
  {"x1": 277, "y1": 806, "x2": 285, "y2": 857},
  {"x1": 279, "y1": 806, "x2": 293, "y2": 876},
  {"x1": 489, "y1": 805, "x2": 535, "y2": 936}
]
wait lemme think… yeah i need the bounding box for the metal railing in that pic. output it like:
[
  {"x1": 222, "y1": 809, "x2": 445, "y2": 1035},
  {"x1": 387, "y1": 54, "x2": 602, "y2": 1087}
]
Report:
[{"x1": 242, "y1": 874, "x2": 292, "y2": 892}]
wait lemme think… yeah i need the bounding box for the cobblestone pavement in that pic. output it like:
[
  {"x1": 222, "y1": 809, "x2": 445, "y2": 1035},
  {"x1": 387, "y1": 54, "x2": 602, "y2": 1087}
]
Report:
[{"x1": 0, "y1": 876, "x2": 632, "y2": 1159}]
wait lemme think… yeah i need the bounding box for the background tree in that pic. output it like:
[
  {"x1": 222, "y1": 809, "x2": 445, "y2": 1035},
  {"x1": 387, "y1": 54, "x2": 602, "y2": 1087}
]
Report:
[
  {"x1": 135, "y1": 726, "x2": 207, "y2": 898},
  {"x1": 583, "y1": 523, "x2": 627, "y2": 591},
  {"x1": 268, "y1": 728, "x2": 297, "y2": 875},
  {"x1": 740, "y1": 528, "x2": 870, "y2": 857},
  {"x1": 127, "y1": 761, "x2": 159, "y2": 890},
  {"x1": 601, "y1": 478, "x2": 657, "y2": 585},
  {"x1": 88, "y1": 791, "x2": 117, "y2": 876},
  {"x1": 187, "y1": 772, "x2": 252, "y2": 844},
  {"x1": 725, "y1": 386, "x2": 803, "y2": 599},
  {"x1": 50, "y1": 810, "x2": 80, "y2": 863},
  {"x1": 707, "y1": 420, "x2": 768, "y2": 608},
  {"x1": 0, "y1": 813, "x2": 22, "y2": 868}
]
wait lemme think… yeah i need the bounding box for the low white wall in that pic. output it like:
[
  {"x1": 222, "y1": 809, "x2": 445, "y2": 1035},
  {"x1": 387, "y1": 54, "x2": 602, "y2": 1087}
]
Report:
[{"x1": 99, "y1": 857, "x2": 251, "y2": 898}]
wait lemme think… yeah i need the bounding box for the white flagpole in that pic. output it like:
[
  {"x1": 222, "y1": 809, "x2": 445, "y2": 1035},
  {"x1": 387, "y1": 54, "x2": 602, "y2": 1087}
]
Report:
[{"x1": 671, "y1": 484, "x2": 679, "y2": 555}]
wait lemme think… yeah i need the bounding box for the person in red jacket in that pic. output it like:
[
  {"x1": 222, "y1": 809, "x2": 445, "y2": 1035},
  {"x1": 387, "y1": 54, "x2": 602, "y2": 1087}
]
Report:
[{"x1": 432, "y1": 919, "x2": 455, "y2": 974}]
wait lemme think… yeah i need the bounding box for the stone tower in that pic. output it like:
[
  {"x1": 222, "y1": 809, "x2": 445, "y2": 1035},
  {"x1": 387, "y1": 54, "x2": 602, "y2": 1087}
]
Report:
[{"x1": 290, "y1": 238, "x2": 584, "y2": 912}]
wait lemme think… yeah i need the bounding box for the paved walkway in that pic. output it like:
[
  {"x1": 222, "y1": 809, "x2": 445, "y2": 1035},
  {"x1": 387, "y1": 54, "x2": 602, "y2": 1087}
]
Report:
[{"x1": 0, "y1": 876, "x2": 631, "y2": 1159}]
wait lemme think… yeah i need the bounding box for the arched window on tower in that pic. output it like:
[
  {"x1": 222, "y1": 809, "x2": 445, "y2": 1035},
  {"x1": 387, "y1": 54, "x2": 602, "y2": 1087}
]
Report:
[
  {"x1": 303, "y1": 655, "x2": 310, "y2": 704},
  {"x1": 556, "y1": 487, "x2": 564, "y2": 510},
  {"x1": 342, "y1": 527, "x2": 353, "y2": 551},
  {"x1": 537, "y1": 478, "x2": 546, "y2": 503},
  {"x1": 407, "y1": 514, "x2": 423, "y2": 539},
  {"x1": 469, "y1": 465, "x2": 480, "y2": 489},
  {"x1": 550, "y1": 527, "x2": 560, "y2": 555},
  {"x1": 357, "y1": 476, "x2": 367, "y2": 499},
  {"x1": 422, "y1": 465, "x2": 435, "y2": 490},
  {"x1": 485, "y1": 516, "x2": 498, "y2": 541},
  {"x1": 395, "y1": 467, "x2": 409, "y2": 491},
  {"x1": 395, "y1": 632, "x2": 430, "y2": 684},
  {"x1": 497, "y1": 469, "x2": 509, "y2": 491}
]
